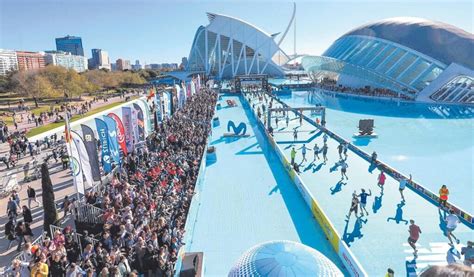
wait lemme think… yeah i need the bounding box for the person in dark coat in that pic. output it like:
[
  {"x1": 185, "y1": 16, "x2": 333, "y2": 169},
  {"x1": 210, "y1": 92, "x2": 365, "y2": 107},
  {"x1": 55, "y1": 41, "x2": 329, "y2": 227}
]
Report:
[
  {"x1": 22, "y1": 206, "x2": 32, "y2": 224},
  {"x1": 5, "y1": 218, "x2": 16, "y2": 249},
  {"x1": 49, "y1": 253, "x2": 67, "y2": 277}
]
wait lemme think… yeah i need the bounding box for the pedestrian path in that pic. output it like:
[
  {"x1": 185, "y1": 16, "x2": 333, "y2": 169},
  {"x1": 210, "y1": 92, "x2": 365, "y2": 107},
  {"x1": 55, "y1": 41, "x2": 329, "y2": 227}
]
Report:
[
  {"x1": 185, "y1": 95, "x2": 346, "y2": 275},
  {"x1": 248, "y1": 95, "x2": 473, "y2": 275}
]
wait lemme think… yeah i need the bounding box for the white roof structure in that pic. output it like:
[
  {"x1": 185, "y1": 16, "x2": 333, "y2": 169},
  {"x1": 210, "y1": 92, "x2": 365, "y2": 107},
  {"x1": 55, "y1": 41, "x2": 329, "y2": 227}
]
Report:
[{"x1": 186, "y1": 13, "x2": 291, "y2": 79}]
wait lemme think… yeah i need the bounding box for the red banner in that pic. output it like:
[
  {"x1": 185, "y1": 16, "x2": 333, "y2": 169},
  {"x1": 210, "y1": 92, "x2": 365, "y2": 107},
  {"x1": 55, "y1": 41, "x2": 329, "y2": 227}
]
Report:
[{"x1": 108, "y1": 112, "x2": 128, "y2": 156}]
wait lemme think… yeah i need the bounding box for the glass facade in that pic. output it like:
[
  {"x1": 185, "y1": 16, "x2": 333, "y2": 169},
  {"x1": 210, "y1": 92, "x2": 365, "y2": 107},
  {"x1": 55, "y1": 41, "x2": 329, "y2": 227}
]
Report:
[
  {"x1": 321, "y1": 35, "x2": 448, "y2": 95},
  {"x1": 430, "y1": 76, "x2": 473, "y2": 103},
  {"x1": 56, "y1": 36, "x2": 84, "y2": 56}
]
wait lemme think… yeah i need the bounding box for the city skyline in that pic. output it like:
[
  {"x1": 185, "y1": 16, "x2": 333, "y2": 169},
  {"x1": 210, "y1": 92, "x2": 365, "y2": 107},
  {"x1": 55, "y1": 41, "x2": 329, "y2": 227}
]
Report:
[{"x1": 1, "y1": 0, "x2": 473, "y2": 64}]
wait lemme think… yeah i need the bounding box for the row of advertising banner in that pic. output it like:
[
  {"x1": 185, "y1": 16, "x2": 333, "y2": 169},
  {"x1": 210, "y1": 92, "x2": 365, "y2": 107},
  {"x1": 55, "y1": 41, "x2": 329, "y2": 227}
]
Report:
[
  {"x1": 65, "y1": 101, "x2": 150, "y2": 194},
  {"x1": 65, "y1": 75, "x2": 204, "y2": 196},
  {"x1": 150, "y1": 75, "x2": 202, "y2": 128}
]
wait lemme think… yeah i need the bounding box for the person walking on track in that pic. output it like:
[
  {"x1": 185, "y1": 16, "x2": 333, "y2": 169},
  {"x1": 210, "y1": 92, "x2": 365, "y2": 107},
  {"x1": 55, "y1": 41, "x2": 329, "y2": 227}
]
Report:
[
  {"x1": 313, "y1": 143, "x2": 320, "y2": 161},
  {"x1": 27, "y1": 185, "x2": 39, "y2": 209},
  {"x1": 445, "y1": 210, "x2": 460, "y2": 246},
  {"x1": 322, "y1": 143, "x2": 328, "y2": 163},
  {"x1": 347, "y1": 192, "x2": 360, "y2": 219},
  {"x1": 408, "y1": 219, "x2": 422, "y2": 257},
  {"x1": 290, "y1": 147, "x2": 297, "y2": 165},
  {"x1": 358, "y1": 189, "x2": 372, "y2": 216}
]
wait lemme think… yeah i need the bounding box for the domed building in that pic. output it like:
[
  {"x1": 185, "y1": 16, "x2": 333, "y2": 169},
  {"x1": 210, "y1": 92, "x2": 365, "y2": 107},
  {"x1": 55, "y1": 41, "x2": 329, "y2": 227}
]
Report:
[
  {"x1": 228, "y1": 241, "x2": 343, "y2": 276},
  {"x1": 302, "y1": 17, "x2": 474, "y2": 104}
]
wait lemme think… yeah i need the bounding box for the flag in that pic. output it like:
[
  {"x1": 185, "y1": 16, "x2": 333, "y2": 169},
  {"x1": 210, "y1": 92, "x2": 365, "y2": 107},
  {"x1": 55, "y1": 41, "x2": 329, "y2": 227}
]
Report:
[
  {"x1": 131, "y1": 108, "x2": 139, "y2": 146},
  {"x1": 80, "y1": 124, "x2": 101, "y2": 182},
  {"x1": 121, "y1": 107, "x2": 134, "y2": 153},
  {"x1": 71, "y1": 130, "x2": 94, "y2": 188},
  {"x1": 95, "y1": 118, "x2": 112, "y2": 173},
  {"x1": 147, "y1": 86, "x2": 155, "y2": 100},
  {"x1": 138, "y1": 99, "x2": 153, "y2": 134},
  {"x1": 190, "y1": 79, "x2": 196, "y2": 95},
  {"x1": 64, "y1": 115, "x2": 85, "y2": 194},
  {"x1": 154, "y1": 92, "x2": 162, "y2": 123},
  {"x1": 133, "y1": 103, "x2": 145, "y2": 142},
  {"x1": 163, "y1": 92, "x2": 169, "y2": 117},
  {"x1": 197, "y1": 75, "x2": 201, "y2": 92},
  {"x1": 108, "y1": 112, "x2": 128, "y2": 156},
  {"x1": 187, "y1": 82, "x2": 191, "y2": 97},
  {"x1": 181, "y1": 82, "x2": 187, "y2": 106},
  {"x1": 103, "y1": 116, "x2": 121, "y2": 166},
  {"x1": 67, "y1": 135, "x2": 85, "y2": 194},
  {"x1": 175, "y1": 84, "x2": 181, "y2": 109}
]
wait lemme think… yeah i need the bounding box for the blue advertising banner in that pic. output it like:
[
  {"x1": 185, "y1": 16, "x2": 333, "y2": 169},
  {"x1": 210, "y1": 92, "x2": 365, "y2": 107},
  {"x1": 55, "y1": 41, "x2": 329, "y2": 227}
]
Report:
[
  {"x1": 154, "y1": 92, "x2": 163, "y2": 123},
  {"x1": 133, "y1": 103, "x2": 145, "y2": 142},
  {"x1": 94, "y1": 118, "x2": 112, "y2": 173},
  {"x1": 103, "y1": 115, "x2": 121, "y2": 165}
]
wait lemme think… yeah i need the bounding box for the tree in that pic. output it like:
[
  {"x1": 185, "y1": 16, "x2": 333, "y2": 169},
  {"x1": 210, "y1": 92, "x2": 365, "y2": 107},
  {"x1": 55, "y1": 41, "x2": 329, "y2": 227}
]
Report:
[{"x1": 41, "y1": 162, "x2": 58, "y2": 236}]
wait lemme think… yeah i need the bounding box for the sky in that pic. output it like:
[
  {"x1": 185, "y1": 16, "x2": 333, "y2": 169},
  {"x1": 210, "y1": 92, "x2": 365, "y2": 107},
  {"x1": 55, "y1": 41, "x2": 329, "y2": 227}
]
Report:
[{"x1": 1, "y1": 0, "x2": 473, "y2": 64}]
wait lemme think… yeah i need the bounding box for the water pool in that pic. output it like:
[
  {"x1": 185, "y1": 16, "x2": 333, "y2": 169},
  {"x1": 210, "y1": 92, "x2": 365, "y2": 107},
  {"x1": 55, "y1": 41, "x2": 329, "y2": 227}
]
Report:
[{"x1": 280, "y1": 90, "x2": 474, "y2": 213}]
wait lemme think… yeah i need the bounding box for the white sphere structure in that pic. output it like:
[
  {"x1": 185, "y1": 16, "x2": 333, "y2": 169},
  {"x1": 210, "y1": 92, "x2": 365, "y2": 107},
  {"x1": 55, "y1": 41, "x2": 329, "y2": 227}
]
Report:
[{"x1": 228, "y1": 241, "x2": 343, "y2": 277}]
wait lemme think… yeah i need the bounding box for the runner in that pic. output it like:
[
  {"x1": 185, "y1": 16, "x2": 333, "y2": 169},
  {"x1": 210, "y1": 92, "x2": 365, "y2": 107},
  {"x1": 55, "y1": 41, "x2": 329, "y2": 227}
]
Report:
[
  {"x1": 275, "y1": 116, "x2": 279, "y2": 128},
  {"x1": 461, "y1": 241, "x2": 474, "y2": 267},
  {"x1": 285, "y1": 114, "x2": 289, "y2": 127},
  {"x1": 323, "y1": 133, "x2": 328, "y2": 144},
  {"x1": 399, "y1": 174, "x2": 411, "y2": 202},
  {"x1": 343, "y1": 142, "x2": 349, "y2": 158},
  {"x1": 438, "y1": 185, "x2": 449, "y2": 210},
  {"x1": 299, "y1": 111, "x2": 303, "y2": 126},
  {"x1": 445, "y1": 210, "x2": 461, "y2": 246},
  {"x1": 377, "y1": 171, "x2": 386, "y2": 190},
  {"x1": 408, "y1": 219, "x2": 422, "y2": 257},
  {"x1": 385, "y1": 268, "x2": 395, "y2": 277},
  {"x1": 346, "y1": 192, "x2": 360, "y2": 219},
  {"x1": 371, "y1": 151, "x2": 378, "y2": 164},
  {"x1": 358, "y1": 189, "x2": 372, "y2": 216},
  {"x1": 300, "y1": 144, "x2": 307, "y2": 162},
  {"x1": 290, "y1": 147, "x2": 296, "y2": 165},
  {"x1": 293, "y1": 129, "x2": 298, "y2": 142},
  {"x1": 340, "y1": 160, "x2": 349, "y2": 180},
  {"x1": 313, "y1": 143, "x2": 320, "y2": 161},
  {"x1": 337, "y1": 143, "x2": 344, "y2": 159},
  {"x1": 322, "y1": 143, "x2": 328, "y2": 163}
]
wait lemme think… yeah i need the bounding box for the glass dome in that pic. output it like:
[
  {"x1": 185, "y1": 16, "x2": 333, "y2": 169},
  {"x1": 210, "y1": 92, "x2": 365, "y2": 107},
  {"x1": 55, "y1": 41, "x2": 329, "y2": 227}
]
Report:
[{"x1": 228, "y1": 240, "x2": 343, "y2": 277}]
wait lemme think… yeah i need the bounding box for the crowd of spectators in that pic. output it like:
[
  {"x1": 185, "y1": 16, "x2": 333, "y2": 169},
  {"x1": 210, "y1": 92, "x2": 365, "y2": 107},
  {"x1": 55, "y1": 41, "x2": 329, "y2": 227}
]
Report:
[
  {"x1": 312, "y1": 78, "x2": 415, "y2": 100},
  {"x1": 4, "y1": 88, "x2": 217, "y2": 276}
]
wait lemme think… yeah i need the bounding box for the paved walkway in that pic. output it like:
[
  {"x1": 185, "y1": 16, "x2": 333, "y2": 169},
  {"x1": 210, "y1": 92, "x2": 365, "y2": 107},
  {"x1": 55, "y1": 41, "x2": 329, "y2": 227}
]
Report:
[
  {"x1": 4, "y1": 92, "x2": 138, "y2": 134},
  {"x1": 0, "y1": 92, "x2": 143, "y2": 269},
  {"x1": 248, "y1": 94, "x2": 473, "y2": 276},
  {"x1": 186, "y1": 95, "x2": 346, "y2": 275}
]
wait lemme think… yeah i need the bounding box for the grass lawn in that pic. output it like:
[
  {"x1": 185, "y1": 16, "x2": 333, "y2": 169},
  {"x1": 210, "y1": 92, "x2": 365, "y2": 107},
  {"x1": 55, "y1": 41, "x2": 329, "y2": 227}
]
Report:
[{"x1": 26, "y1": 97, "x2": 137, "y2": 138}]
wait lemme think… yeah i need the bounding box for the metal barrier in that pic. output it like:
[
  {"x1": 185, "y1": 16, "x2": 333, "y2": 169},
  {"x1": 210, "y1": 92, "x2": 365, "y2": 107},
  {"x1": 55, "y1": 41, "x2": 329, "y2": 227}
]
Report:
[
  {"x1": 50, "y1": 224, "x2": 99, "y2": 254},
  {"x1": 74, "y1": 203, "x2": 105, "y2": 224},
  {"x1": 12, "y1": 232, "x2": 47, "y2": 263}
]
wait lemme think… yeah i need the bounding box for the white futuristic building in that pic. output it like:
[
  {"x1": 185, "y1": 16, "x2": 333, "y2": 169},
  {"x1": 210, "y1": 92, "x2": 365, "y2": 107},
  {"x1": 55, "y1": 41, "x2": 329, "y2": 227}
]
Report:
[
  {"x1": 186, "y1": 12, "x2": 294, "y2": 79},
  {"x1": 302, "y1": 17, "x2": 474, "y2": 104}
]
